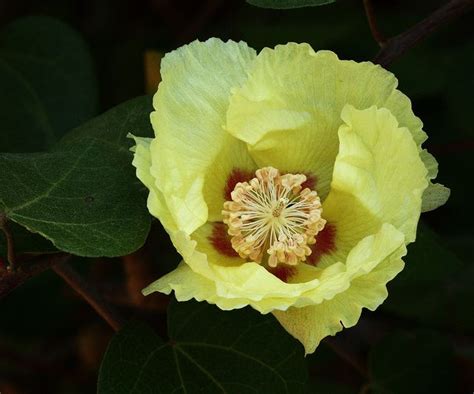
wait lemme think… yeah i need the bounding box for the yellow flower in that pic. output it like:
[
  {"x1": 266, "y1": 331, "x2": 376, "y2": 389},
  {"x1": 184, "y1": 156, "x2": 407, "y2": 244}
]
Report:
[{"x1": 131, "y1": 39, "x2": 449, "y2": 354}]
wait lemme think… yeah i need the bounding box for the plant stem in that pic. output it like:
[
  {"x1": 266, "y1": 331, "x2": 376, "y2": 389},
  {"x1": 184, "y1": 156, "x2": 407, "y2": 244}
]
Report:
[
  {"x1": 0, "y1": 213, "x2": 16, "y2": 271},
  {"x1": 363, "y1": 0, "x2": 386, "y2": 47},
  {"x1": 325, "y1": 337, "x2": 368, "y2": 378},
  {"x1": 373, "y1": 0, "x2": 474, "y2": 67},
  {"x1": 53, "y1": 261, "x2": 124, "y2": 332},
  {"x1": 0, "y1": 253, "x2": 70, "y2": 299}
]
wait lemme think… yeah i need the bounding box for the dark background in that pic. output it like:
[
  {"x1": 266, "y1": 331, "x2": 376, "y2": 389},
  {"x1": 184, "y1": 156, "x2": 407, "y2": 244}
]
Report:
[{"x1": 0, "y1": 0, "x2": 472, "y2": 393}]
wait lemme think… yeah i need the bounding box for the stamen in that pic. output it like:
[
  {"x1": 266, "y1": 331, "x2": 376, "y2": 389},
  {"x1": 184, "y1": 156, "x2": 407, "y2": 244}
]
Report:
[{"x1": 222, "y1": 167, "x2": 326, "y2": 268}]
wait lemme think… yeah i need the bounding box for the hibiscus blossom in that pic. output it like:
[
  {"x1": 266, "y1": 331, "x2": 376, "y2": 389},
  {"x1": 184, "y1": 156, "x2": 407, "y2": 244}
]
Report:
[{"x1": 131, "y1": 38, "x2": 449, "y2": 354}]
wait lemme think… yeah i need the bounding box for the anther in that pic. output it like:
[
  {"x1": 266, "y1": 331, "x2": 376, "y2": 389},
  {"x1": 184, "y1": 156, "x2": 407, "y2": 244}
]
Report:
[{"x1": 222, "y1": 167, "x2": 326, "y2": 267}]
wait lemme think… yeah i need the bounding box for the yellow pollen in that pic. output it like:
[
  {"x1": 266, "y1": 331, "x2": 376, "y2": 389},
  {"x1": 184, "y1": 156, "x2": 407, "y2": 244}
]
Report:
[
  {"x1": 222, "y1": 167, "x2": 326, "y2": 268},
  {"x1": 272, "y1": 198, "x2": 287, "y2": 217}
]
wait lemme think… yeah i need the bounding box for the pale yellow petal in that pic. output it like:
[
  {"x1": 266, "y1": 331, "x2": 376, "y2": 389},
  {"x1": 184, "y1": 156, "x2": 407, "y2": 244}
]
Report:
[
  {"x1": 227, "y1": 44, "x2": 425, "y2": 199},
  {"x1": 142, "y1": 262, "x2": 251, "y2": 310},
  {"x1": 192, "y1": 222, "x2": 245, "y2": 267},
  {"x1": 274, "y1": 224, "x2": 406, "y2": 354},
  {"x1": 149, "y1": 38, "x2": 257, "y2": 234},
  {"x1": 166, "y1": 228, "x2": 321, "y2": 312},
  {"x1": 323, "y1": 106, "x2": 428, "y2": 258},
  {"x1": 203, "y1": 140, "x2": 257, "y2": 222},
  {"x1": 155, "y1": 219, "x2": 404, "y2": 316},
  {"x1": 129, "y1": 135, "x2": 177, "y2": 232}
]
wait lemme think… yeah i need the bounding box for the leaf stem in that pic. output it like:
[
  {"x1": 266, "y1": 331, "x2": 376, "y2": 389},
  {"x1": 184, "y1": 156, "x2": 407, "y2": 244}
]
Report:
[
  {"x1": 0, "y1": 213, "x2": 16, "y2": 271},
  {"x1": 53, "y1": 260, "x2": 124, "y2": 332},
  {"x1": 373, "y1": 0, "x2": 474, "y2": 67},
  {"x1": 0, "y1": 253, "x2": 70, "y2": 299},
  {"x1": 363, "y1": 0, "x2": 386, "y2": 47}
]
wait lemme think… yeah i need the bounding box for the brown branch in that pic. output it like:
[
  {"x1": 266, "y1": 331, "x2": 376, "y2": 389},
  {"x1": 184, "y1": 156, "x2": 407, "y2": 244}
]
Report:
[
  {"x1": 363, "y1": 0, "x2": 386, "y2": 47},
  {"x1": 0, "y1": 213, "x2": 16, "y2": 271},
  {"x1": 53, "y1": 261, "x2": 125, "y2": 331},
  {"x1": 0, "y1": 253, "x2": 70, "y2": 299},
  {"x1": 122, "y1": 249, "x2": 152, "y2": 307},
  {"x1": 373, "y1": 0, "x2": 474, "y2": 67}
]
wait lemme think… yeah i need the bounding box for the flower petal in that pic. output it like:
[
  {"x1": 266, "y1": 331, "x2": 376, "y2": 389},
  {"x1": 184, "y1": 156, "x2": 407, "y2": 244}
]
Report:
[
  {"x1": 273, "y1": 223, "x2": 406, "y2": 354},
  {"x1": 323, "y1": 105, "x2": 428, "y2": 260},
  {"x1": 161, "y1": 229, "x2": 322, "y2": 312},
  {"x1": 227, "y1": 44, "x2": 425, "y2": 199},
  {"x1": 149, "y1": 38, "x2": 257, "y2": 234},
  {"x1": 129, "y1": 135, "x2": 177, "y2": 232},
  {"x1": 202, "y1": 140, "x2": 257, "y2": 222},
  {"x1": 148, "y1": 220, "x2": 404, "y2": 317},
  {"x1": 143, "y1": 262, "x2": 298, "y2": 312},
  {"x1": 193, "y1": 222, "x2": 245, "y2": 267},
  {"x1": 142, "y1": 262, "x2": 251, "y2": 310}
]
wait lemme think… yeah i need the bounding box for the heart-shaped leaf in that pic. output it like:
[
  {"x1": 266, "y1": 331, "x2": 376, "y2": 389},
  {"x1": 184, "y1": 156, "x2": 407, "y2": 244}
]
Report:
[
  {"x1": 0, "y1": 96, "x2": 152, "y2": 257},
  {"x1": 98, "y1": 299, "x2": 308, "y2": 393},
  {"x1": 0, "y1": 16, "x2": 98, "y2": 153}
]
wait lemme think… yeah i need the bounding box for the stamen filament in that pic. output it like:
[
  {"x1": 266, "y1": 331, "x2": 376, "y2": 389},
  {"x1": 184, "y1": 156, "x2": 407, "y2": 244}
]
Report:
[{"x1": 222, "y1": 167, "x2": 326, "y2": 267}]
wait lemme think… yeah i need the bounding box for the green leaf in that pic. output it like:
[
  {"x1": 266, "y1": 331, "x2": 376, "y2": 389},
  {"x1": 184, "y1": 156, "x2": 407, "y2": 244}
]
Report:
[
  {"x1": 98, "y1": 299, "x2": 308, "y2": 393},
  {"x1": 0, "y1": 96, "x2": 152, "y2": 257},
  {"x1": 0, "y1": 16, "x2": 98, "y2": 153},
  {"x1": 369, "y1": 330, "x2": 455, "y2": 394},
  {"x1": 246, "y1": 0, "x2": 335, "y2": 9}
]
